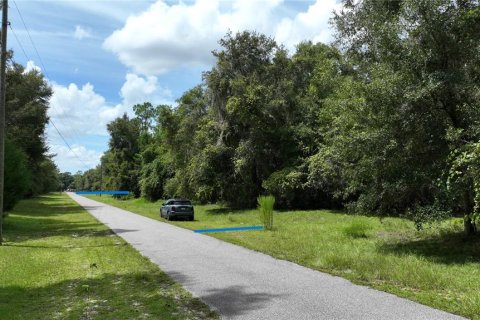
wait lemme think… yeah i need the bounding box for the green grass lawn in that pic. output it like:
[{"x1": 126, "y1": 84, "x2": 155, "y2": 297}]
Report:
[
  {"x1": 0, "y1": 194, "x2": 218, "y2": 320},
  {"x1": 88, "y1": 195, "x2": 480, "y2": 319}
]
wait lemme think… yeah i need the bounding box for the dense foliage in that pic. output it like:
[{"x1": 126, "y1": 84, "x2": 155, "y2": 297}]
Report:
[
  {"x1": 3, "y1": 58, "x2": 60, "y2": 211},
  {"x1": 4, "y1": 140, "x2": 30, "y2": 211},
  {"x1": 72, "y1": 0, "x2": 480, "y2": 233}
]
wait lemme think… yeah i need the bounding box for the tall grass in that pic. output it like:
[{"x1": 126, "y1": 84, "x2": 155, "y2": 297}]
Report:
[
  {"x1": 343, "y1": 219, "x2": 373, "y2": 238},
  {"x1": 258, "y1": 195, "x2": 275, "y2": 230}
]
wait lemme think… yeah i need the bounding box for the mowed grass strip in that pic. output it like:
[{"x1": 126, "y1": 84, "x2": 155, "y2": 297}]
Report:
[
  {"x1": 0, "y1": 193, "x2": 218, "y2": 320},
  {"x1": 88, "y1": 195, "x2": 480, "y2": 319}
]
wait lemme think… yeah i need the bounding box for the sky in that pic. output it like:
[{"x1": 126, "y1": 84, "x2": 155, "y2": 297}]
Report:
[{"x1": 8, "y1": 0, "x2": 342, "y2": 173}]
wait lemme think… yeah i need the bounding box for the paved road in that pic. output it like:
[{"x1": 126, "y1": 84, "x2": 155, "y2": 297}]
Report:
[{"x1": 68, "y1": 193, "x2": 464, "y2": 320}]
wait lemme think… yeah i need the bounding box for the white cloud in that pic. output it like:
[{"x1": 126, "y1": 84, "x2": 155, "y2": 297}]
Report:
[
  {"x1": 48, "y1": 82, "x2": 122, "y2": 137},
  {"x1": 120, "y1": 73, "x2": 173, "y2": 108},
  {"x1": 50, "y1": 143, "x2": 103, "y2": 173},
  {"x1": 103, "y1": 0, "x2": 220, "y2": 74},
  {"x1": 48, "y1": 74, "x2": 173, "y2": 171},
  {"x1": 103, "y1": 0, "x2": 341, "y2": 75},
  {"x1": 24, "y1": 60, "x2": 41, "y2": 73},
  {"x1": 74, "y1": 25, "x2": 92, "y2": 40},
  {"x1": 47, "y1": 72, "x2": 173, "y2": 171},
  {"x1": 48, "y1": 72, "x2": 173, "y2": 137},
  {"x1": 275, "y1": 0, "x2": 341, "y2": 49}
]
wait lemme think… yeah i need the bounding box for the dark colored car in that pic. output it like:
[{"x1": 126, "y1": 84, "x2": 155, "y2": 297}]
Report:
[{"x1": 160, "y1": 199, "x2": 194, "y2": 221}]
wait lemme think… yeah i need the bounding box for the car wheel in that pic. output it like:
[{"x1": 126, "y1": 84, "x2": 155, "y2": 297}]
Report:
[{"x1": 189, "y1": 216, "x2": 194, "y2": 221}]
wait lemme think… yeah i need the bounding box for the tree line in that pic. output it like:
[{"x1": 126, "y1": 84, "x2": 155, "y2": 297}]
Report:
[
  {"x1": 69, "y1": 0, "x2": 480, "y2": 233},
  {"x1": 4, "y1": 53, "x2": 61, "y2": 212}
]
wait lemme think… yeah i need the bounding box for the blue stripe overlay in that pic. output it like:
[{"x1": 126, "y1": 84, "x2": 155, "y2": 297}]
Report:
[
  {"x1": 76, "y1": 191, "x2": 129, "y2": 195},
  {"x1": 194, "y1": 226, "x2": 264, "y2": 233}
]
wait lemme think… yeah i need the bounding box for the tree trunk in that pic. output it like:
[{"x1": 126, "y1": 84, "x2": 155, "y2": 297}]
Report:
[{"x1": 464, "y1": 217, "x2": 477, "y2": 235}]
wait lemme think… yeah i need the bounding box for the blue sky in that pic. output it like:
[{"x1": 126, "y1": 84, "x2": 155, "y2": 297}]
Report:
[{"x1": 8, "y1": 0, "x2": 341, "y2": 173}]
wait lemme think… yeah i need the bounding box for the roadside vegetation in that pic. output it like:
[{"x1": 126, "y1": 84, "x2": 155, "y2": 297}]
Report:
[
  {"x1": 0, "y1": 193, "x2": 217, "y2": 320},
  {"x1": 60, "y1": 2, "x2": 480, "y2": 317},
  {"x1": 88, "y1": 195, "x2": 480, "y2": 319},
  {"x1": 3, "y1": 59, "x2": 61, "y2": 211},
  {"x1": 69, "y1": 1, "x2": 480, "y2": 236},
  {"x1": 257, "y1": 195, "x2": 275, "y2": 230},
  {"x1": 2, "y1": 50, "x2": 63, "y2": 244},
  {"x1": 3, "y1": 1, "x2": 478, "y2": 318}
]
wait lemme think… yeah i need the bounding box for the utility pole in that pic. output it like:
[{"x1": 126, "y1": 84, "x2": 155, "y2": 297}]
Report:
[
  {"x1": 0, "y1": 0, "x2": 8, "y2": 245},
  {"x1": 100, "y1": 162, "x2": 103, "y2": 196}
]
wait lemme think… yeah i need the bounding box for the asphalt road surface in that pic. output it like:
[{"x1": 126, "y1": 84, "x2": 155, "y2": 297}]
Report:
[{"x1": 68, "y1": 193, "x2": 464, "y2": 320}]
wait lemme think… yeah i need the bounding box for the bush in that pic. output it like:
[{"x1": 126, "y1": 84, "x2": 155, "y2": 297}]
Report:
[
  {"x1": 406, "y1": 204, "x2": 452, "y2": 231},
  {"x1": 4, "y1": 140, "x2": 31, "y2": 212},
  {"x1": 264, "y1": 166, "x2": 341, "y2": 210},
  {"x1": 258, "y1": 195, "x2": 275, "y2": 230}
]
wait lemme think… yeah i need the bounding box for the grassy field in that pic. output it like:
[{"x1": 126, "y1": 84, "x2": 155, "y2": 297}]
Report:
[
  {"x1": 88, "y1": 195, "x2": 480, "y2": 319},
  {"x1": 0, "y1": 194, "x2": 217, "y2": 320}
]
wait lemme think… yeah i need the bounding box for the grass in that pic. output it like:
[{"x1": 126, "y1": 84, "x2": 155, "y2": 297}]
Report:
[
  {"x1": 87, "y1": 195, "x2": 480, "y2": 319},
  {"x1": 342, "y1": 218, "x2": 373, "y2": 238},
  {"x1": 0, "y1": 193, "x2": 218, "y2": 320},
  {"x1": 257, "y1": 195, "x2": 275, "y2": 230}
]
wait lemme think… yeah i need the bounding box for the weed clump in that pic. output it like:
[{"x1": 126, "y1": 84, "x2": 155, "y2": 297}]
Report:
[
  {"x1": 343, "y1": 219, "x2": 372, "y2": 238},
  {"x1": 258, "y1": 195, "x2": 275, "y2": 230}
]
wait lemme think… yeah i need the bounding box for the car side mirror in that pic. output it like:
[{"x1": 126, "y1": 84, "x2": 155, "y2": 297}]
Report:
[{"x1": 162, "y1": 203, "x2": 166, "y2": 206}]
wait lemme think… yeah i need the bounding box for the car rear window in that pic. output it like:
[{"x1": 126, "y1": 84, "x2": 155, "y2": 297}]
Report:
[{"x1": 174, "y1": 200, "x2": 191, "y2": 205}]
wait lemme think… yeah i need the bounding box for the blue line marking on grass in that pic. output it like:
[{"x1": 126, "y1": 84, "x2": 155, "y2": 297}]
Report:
[
  {"x1": 194, "y1": 226, "x2": 264, "y2": 233},
  {"x1": 76, "y1": 191, "x2": 129, "y2": 195}
]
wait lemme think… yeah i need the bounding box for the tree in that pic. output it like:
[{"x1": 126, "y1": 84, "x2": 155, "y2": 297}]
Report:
[
  {"x1": 59, "y1": 172, "x2": 74, "y2": 191},
  {"x1": 328, "y1": 0, "x2": 480, "y2": 229},
  {"x1": 35, "y1": 158, "x2": 61, "y2": 194},
  {"x1": 133, "y1": 102, "x2": 156, "y2": 133},
  {"x1": 103, "y1": 114, "x2": 141, "y2": 196},
  {"x1": 6, "y1": 62, "x2": 53, "y2": 195},
  {"x1": 202, "y1": 31, "x2": 299, "y2": 206},
  {"x1": 263, "y1": 41, "x2": 346, "y2": 209},
  {"x1": 72, "y1": 171, "x2": 84, "y2": 190},
  {"x1": 3, "y1": 140, "x2": 30, "y2": 212},
  {"x1": 139, "y1": 155, "x2": 172, "y2": 201},
  {"x1": 158, "y1": 87, "x2": 212, "y2": 200}
]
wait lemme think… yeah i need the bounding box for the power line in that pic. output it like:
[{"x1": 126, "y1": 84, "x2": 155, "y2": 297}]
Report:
[
  {"x1": 8, "y1": 24, "x2": 29, "y2": 61},
  {"x1": 11, "y1": 1, "x2": 93, "y2": 157},
  {"x1": 50, "y1": 118, "x2": 91, "y2": 171},
  {"x1": 10, "y1": 23, "x2": 89, "y2": 170},
  {"x1": 12, "y1": 0, "x2": 47, "y2": 75},
  {"x1": 11, "y1": 0, "x2": 92, "y2": 172}
]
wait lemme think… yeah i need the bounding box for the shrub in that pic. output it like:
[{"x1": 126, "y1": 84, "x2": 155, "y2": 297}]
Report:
[
  {"x1": 406, "y1": 204, "x2": 452, "y2": 231},
  {"x1": 258, "y1": 195, "x2": 275, "y2": 230}
]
